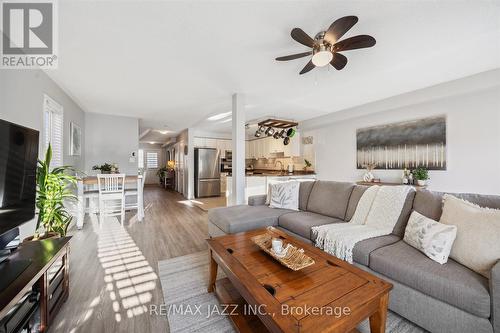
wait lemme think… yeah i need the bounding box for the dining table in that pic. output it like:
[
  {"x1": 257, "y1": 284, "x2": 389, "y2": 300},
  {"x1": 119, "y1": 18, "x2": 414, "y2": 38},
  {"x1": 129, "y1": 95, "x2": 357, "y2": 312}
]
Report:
[{"x1": 76, "y1": 174, "x2": 144, "y2": 229}]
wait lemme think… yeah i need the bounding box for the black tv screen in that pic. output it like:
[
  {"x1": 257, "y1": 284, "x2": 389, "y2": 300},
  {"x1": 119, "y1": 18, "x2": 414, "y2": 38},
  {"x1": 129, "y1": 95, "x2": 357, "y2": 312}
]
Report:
[{"x1": 0, "y1": 119, "x2": 39, "y2": 237}]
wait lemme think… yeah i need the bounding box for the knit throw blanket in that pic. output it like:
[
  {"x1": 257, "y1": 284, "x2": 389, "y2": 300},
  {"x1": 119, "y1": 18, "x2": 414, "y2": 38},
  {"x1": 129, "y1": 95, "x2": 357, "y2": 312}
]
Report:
[{"x1": 312, "y1": 185, "x2": 414, "y2": 263}]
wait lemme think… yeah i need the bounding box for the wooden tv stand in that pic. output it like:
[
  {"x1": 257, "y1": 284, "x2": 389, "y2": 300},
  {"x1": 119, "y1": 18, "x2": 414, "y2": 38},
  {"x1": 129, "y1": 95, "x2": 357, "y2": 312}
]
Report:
[{"x1": 0, "y1": 237, "x2": 71, "y2": 332}]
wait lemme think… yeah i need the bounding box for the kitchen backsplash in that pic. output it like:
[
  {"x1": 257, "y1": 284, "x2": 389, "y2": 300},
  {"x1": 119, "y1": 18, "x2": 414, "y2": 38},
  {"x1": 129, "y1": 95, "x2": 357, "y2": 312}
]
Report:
[{"x1": 247, "y1": 156, "x2": 314, "y2": 171}]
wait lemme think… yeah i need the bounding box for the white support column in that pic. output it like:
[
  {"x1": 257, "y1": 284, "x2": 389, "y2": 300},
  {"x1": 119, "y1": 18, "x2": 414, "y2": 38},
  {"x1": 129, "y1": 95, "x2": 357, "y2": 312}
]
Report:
[
  {"x1": 231, "y1": 93, "x2": 245, "y2": 205},
  {"x1": 187, "y1": 128, "x2": 195, "y2": 199}
]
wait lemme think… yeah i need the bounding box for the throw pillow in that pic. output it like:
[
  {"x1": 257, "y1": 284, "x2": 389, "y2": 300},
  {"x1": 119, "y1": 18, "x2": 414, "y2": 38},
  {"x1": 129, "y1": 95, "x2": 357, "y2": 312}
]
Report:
[
  {"x1": 404, "y1": 211, "x2": 457, "y2": 264},
  {"x1": 269, "y1": 181, "x2": 299, "y2": 210},
  {"x1": 439, "y1": 194, "x2": 500, "y2": 278},
  {"x1": 265, "y1": 179, "x2": 288, "y2": 205}
]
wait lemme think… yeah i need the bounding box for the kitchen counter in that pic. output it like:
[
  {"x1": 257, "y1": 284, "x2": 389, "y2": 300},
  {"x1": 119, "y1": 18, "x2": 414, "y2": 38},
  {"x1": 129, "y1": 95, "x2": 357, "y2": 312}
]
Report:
[
  {"x1": 228, "y1": 170, "x2": 316, "y2": 177},
  {"x1": 226, "y1": 172, "x2": 316, "y2": 205}
]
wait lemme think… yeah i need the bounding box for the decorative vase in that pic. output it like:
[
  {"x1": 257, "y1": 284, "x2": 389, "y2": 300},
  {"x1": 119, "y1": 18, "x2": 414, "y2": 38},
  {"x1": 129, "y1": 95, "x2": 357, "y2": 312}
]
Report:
[
  {"x1": 363, "y1": 172, "x2": 374, "y2": 182},
  {"x1": 417, "y1": 179, "x2": 427, "y2": 186}
]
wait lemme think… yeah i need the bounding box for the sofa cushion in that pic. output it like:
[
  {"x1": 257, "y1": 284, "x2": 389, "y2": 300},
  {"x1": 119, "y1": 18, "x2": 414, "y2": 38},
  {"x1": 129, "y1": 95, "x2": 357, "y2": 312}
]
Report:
[
  {"x1": 306, "y1": 181, "x2": 355, "y2": 219},
  {"x1": 298, "y1": 181, "x2": 316, "y2": 211},
  {"x1": 208, "y1": 205, "x2": 292, "y2": 234},
  {"x1": 352, "y1": 235, "x2": 401, "y2": 266},
  {"x1": 391, "y1": 190, "x2": 416, "y2": 237},
  {"x1": 413, "y1": 189, "x2": 500, "y2": 221},
  {"x1": 345, "y1": 185, "x2": 369, "y2": 221},
  {"x1": 370, "y1": 241, "x2": 490, "y2": 318},
  {"x1": 278, "y1": 211, "x2": 345, "y2": 240}
]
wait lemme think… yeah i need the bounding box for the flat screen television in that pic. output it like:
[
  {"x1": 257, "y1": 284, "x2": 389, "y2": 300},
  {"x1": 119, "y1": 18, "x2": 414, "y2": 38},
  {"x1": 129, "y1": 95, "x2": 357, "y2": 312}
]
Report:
[{"x1": 0, "y1": 119, "x2": 39, "y2": 247}]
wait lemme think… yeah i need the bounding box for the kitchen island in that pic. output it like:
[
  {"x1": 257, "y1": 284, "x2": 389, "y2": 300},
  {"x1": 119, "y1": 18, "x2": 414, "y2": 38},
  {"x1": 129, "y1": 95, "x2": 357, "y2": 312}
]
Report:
[{"x1": 226, "y1": 171, "x2": 316, "y2": 206}]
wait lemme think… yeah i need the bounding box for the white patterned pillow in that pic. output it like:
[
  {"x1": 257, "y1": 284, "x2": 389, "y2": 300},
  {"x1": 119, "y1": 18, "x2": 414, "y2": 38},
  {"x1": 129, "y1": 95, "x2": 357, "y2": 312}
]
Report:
[
  {"x1": 265, "y1": 179, "x2": 288, "y2": 205},
  {"x1": 269, "y1": 181, "x2": 299, "y2": 210},
  {"x1": 440, "y1": 194, "x2": 500, "y2": 278},
  {"x1": 404, "y1": 211, "x2": 457, "y2": 264}
]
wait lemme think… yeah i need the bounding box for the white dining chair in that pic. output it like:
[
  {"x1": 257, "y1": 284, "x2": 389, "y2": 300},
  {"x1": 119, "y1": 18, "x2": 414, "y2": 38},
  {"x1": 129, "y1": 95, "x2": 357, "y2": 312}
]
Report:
[
  {"x1": 97, "y1": 174, "x2": 126, "y2": 226},
  {"x1": 124, "y1": 170, "x2": 147, "y2": 215}
]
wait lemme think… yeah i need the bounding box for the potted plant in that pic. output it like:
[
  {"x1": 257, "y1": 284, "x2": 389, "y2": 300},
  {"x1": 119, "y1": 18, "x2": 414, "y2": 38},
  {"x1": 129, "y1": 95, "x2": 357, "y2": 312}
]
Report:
[
  {"x1": 157, "y1": 167, "x2": 167, "y2": 184},
  {"x1": 413, "y1": 167, "x2": 429, "y2": 186},
  {"x1": 304, "y1": 159, "x2": 312, "y2": 172},
  {"x1": 92, "y1": 163, "x2": 113, "y2": 174},
  {"x1": 26, "y1": 144, "x2": 78, "y2": 241}
]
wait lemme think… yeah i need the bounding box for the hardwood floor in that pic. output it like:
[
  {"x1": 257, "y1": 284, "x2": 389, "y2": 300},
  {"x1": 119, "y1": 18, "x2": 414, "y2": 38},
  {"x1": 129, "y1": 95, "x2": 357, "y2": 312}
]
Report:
[{"x1": 50, "y1": 186, "x2": 209, "y2": 333}]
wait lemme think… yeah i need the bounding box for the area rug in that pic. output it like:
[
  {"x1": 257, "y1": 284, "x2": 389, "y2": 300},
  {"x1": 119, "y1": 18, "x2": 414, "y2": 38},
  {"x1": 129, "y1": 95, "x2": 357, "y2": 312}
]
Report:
[{"x1": 158, "y1": 251, "x2": 426, "y2": 333}]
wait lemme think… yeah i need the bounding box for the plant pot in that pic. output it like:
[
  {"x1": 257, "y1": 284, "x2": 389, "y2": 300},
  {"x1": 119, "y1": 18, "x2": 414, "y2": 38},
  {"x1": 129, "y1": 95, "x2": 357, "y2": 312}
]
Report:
[
  {"x1": 417, "y1": 180, "x2": 427, "y2": 186},
  {"x1": 23, "y1": 231, "x2": 60, "y2": 243}
]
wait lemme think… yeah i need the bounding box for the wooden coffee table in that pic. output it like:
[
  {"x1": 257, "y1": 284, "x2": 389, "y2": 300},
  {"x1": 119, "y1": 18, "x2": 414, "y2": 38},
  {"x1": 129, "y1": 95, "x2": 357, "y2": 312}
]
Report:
[{"x1": 207, "y1": 227, "x2": 392, "y2": 333}]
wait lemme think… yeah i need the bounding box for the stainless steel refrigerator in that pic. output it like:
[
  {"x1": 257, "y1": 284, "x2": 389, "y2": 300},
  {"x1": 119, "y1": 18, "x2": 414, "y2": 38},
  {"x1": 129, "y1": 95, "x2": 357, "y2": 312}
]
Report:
[{"x1": 194, "y1": 148, "x2": 221, "y2": 198}]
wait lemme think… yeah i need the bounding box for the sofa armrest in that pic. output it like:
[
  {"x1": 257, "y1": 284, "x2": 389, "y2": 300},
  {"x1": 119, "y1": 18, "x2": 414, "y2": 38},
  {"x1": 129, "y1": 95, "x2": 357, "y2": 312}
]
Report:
[
  {"x1": 492, "y1": 259, "x2": 500, "y2": 333},
  {"x1": 248, "y1": 194, "x2": 267, "y2": 206}
]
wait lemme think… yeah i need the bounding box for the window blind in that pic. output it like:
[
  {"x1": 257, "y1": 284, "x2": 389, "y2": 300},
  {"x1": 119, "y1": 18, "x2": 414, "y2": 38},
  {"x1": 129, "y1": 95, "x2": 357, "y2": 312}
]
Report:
[
  {"x1": 146, "y1": 152, "x2": 158, "y2": 169},
  {"x1": 43, "y1": 95, "x2": 64, "y2": 168}
]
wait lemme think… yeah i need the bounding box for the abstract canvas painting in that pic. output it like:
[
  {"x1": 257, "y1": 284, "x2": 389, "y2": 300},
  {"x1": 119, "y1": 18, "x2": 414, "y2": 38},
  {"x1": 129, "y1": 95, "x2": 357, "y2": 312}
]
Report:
[{"x1": 356, "y1": 116, "x2": 446, "y2": 170}]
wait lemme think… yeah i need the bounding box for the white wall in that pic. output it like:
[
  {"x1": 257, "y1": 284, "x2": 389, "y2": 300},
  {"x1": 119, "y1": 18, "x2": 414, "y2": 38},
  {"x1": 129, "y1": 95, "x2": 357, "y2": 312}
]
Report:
[
  {"x1": 85, "y1": 112, "x2": 139, "y2": 175},
  {"x1": 0, "y1": 69, "x2": 86, "y2": 238},
  {"x1": 301, "y1": 72, "x2": 500, "y2": 195},
  {"x1": 0, "y1": 70, "x2": 86, "y2": 170}
]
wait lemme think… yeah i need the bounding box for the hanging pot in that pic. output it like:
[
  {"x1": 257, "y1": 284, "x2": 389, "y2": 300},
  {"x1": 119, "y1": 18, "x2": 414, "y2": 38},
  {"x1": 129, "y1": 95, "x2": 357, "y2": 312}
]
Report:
[
  {"x1": 273, "y1": 131, "x2": 280, "y2": 139},
  {"x1": 279, "y1": 129, "x2": 286, "y2": 138},
  {"x1": 283, "y1": 137, "x2": 290, "y2": 145},
  {"x1": 286, "y1": 128, "x2": 296, "y2": 138},
  {"x1": 265, "y1": 127, "x2": 275, "y2": 136},
  {"x1": 258, "y1": 125, "x2": 266, "y2": 133}
]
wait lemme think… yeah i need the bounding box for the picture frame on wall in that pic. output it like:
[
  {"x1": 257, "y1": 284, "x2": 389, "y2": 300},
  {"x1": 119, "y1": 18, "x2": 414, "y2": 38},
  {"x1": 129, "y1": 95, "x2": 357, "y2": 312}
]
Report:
[
  {"x1": 356, "y1": 116, "x2": 447, "y2": 170},
  {"x1": 70, "y1": 122, "x2": 82, "y2": 156}
]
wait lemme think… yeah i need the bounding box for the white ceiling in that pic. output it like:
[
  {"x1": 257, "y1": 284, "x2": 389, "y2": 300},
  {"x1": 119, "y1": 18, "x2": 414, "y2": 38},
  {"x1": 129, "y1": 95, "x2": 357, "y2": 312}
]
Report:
[{"x1": 48, "y1": 0, "x2": 500, "y2": 140}]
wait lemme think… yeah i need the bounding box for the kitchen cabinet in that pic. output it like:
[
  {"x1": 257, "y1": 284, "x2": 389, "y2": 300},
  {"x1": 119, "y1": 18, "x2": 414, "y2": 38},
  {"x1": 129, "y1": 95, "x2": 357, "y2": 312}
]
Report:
[
  {"x1": 216, "y1": 139, "x2": 231, "y2": 158},
  {"x1": 283, "y1": 132, "x2": 300, "y2": 157},
  {"x1": 249, "y1": 140, "x2": 256, "y2": 159},
  {"x1": 204, "y1": 138, "x2": 217, "y2": 148},
  {"x1": 193, "y1": 137, "x2": 205, "y2": 147}
]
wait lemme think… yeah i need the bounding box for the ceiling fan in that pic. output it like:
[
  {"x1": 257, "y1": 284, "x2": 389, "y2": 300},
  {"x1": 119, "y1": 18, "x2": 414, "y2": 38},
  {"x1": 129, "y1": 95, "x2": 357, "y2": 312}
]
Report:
[{"x1": 276, "y1": 16, "x2": 376, "y2": 75}]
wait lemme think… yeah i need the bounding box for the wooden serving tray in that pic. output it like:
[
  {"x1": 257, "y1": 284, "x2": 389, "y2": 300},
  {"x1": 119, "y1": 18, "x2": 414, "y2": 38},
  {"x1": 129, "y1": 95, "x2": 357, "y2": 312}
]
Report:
[{"x1": 251, "y1": 228, "x2": 315, "y2": 271}]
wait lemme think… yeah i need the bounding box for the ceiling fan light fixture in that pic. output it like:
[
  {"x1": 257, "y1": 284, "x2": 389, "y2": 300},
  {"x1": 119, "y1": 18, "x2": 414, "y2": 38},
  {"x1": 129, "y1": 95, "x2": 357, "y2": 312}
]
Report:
[{"x1": 312, "y1": 45, "x2": 333, "y2": 67}]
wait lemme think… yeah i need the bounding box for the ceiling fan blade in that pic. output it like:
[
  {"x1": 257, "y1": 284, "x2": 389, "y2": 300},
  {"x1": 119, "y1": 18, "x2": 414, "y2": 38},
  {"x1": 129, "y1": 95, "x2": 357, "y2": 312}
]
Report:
[
  {"x1": 275, "y1": 51, "x2": 312, "y2": 61},
  {"x1": 324, "y1": 16, "x2": 358, "y2": 45},
  {"x1": 299, "y1": 60, "x2": 315, "y2": 75},
  {"x1": 333, "y1": 35, "x2": 376, "y2": 52},
  {"x1": 291, "y1": 28, "x2": 315, "y2": 48},
  {"x1": 330, "y1": 52, "x2": 348, "y2": 70}
]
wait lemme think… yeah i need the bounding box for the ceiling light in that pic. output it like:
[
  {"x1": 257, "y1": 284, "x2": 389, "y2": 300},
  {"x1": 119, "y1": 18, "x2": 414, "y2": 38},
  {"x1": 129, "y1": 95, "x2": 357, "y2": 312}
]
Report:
[
  {"x1": 149, "y1": 142, "x2": 155, "y2": 144},
  {"x1": 312, "y1": 45, "x2": 333, "y2": 67},
  {"x1": 207, "y1": 111, "x2": 231, "y2": 121},
  {"x1": 220, "y1": 118, "x2": 232, "y2": 123},
  {"x1": 157, "y1": 130, "x2": 170, "y2": 135}
]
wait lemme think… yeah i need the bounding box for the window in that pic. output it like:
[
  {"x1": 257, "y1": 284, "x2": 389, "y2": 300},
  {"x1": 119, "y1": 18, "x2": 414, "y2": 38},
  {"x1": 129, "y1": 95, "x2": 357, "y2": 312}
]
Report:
[
  {"x1": 43, "y1": 94, "x2": 63, "y2": 168},
  {"x1": 146, "y1": 152, "x2": 158, "y2": 169}
]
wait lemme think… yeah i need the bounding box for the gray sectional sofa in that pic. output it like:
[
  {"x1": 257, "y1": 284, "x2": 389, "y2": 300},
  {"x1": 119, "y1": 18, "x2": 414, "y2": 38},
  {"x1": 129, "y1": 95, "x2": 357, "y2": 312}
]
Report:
[{"x1": 208, "y1": 180, "x2": 500, "y2": 333}]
